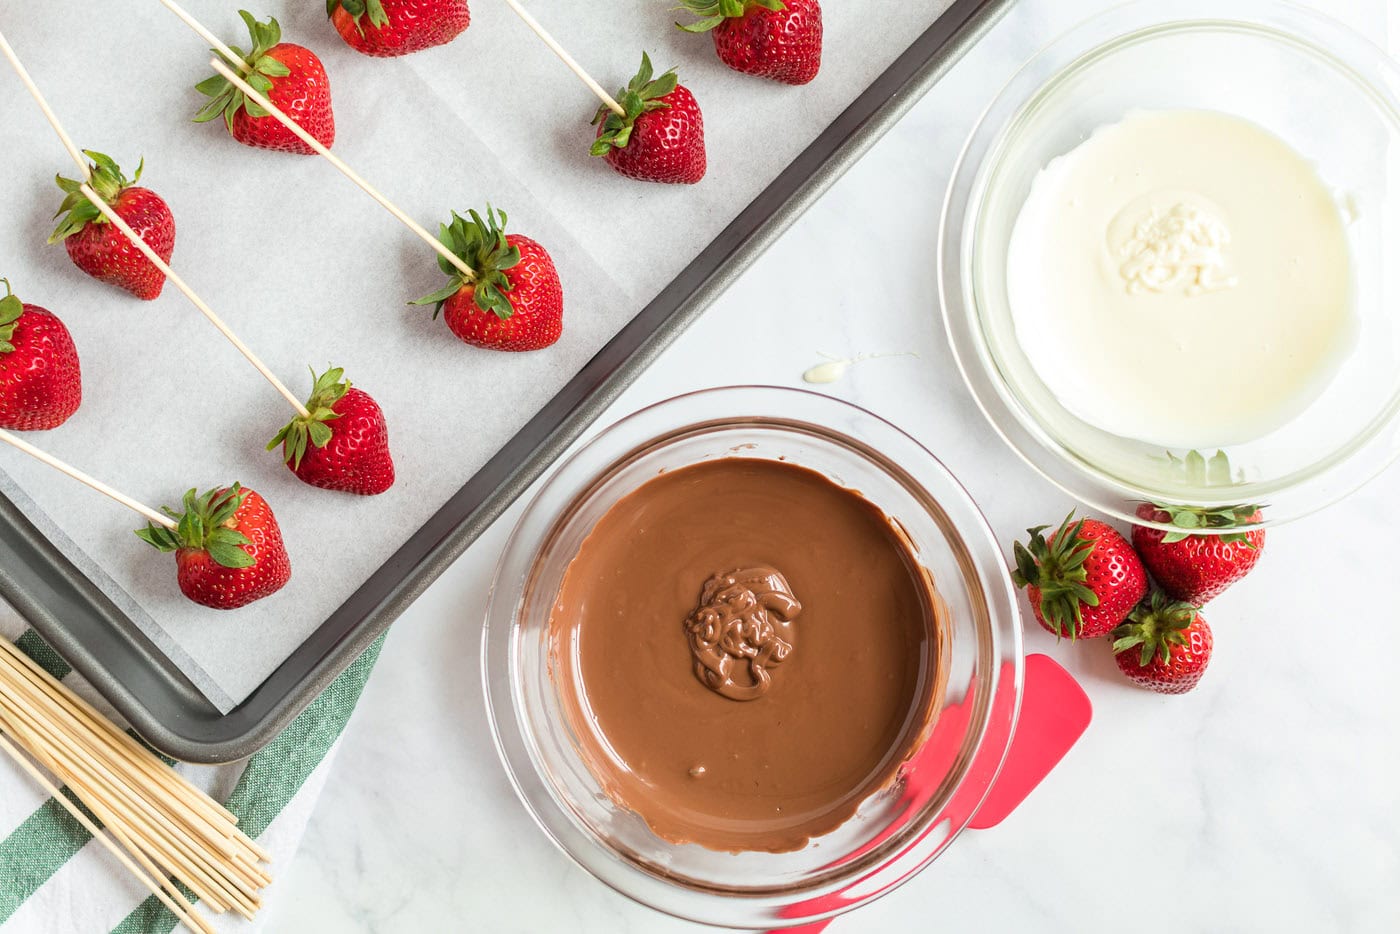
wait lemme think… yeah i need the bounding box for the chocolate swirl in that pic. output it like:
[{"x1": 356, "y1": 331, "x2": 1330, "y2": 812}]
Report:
[{"x1": 684, "y1": 568, "x2": 800, "y2": 701}]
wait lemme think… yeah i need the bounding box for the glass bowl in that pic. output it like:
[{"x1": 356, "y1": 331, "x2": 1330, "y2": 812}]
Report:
[
  {"x1": 482, "y1": 387, "x2": 1022, "y2": 929},
  {"x1": 940, "y1": 0, "x2": 1400, "y2": 531}
]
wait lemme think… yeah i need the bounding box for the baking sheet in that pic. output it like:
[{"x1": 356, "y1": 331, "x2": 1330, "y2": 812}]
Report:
[{"x1": 0, "y1": 0, "x2": 956, "y2": 708}]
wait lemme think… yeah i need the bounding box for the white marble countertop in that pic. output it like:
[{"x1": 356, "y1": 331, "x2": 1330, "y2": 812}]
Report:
[{"x1": 264, "y1": 1, "x2": 1400, "y2": 931}]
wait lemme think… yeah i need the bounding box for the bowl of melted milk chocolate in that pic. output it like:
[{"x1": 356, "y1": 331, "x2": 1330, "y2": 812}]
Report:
[{"x1": 483, "y1": 387, "x2": 1023, "y2": 929}]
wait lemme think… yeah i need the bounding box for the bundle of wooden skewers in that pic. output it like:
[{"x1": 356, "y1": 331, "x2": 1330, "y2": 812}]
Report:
[{"x1": 0, "y1": 639, "x2": 270, "y2": 933}]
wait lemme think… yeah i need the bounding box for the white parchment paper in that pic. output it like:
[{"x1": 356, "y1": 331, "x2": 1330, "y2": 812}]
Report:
[{"x1": 0, "y1": 0, "x2": 955, "y2": 708}]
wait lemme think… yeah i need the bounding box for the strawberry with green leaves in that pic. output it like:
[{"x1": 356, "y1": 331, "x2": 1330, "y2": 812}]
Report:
[
  {"x1": 328, "y1": 0, "x2": 470, "y2": 57},
  {"x1": 1111, "y1": 591, "x2": 1214, "y2": 695},
  {"x1": 1132, "y1": 503, "x2": 1265, "y2": 604},
  {"x1": 50, "y1": 152, "x2": 175, "y2": 300},
  {"x1": 411, "y1": 206, "x2": 563, "y2": 352},
  {"x1": 592, "y1": 53, "x2": 706, "y2": 185},
  {"x1": 268, "y1": 367, "x2": 394, "y2": 495},
  {"x1": 194, "y1": 12, "x2": 336, "y2": 155},
  {"x1": 678, "y1": 0, "x2": 823, "y2": 86},
  {"x1": 1012, "y1": 513, "x2": 1148, "y2": 639},
  {"x1": 137, "y1": 484, "x2": 291, "y2": 610},
  {"x1": 0, "y1": 279, "x2": 82, "y2": 431}
]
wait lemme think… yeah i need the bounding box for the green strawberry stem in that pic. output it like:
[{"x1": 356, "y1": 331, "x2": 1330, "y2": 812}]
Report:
[
  {"x1": 1011, "y1": 511, "x2": 1100, "y2": 640},
  {"x1": 1147, "y1": 502, "x2": 1263, "y2": 546},
  {"x1": 267, "y1": 366, "x2": 348, "y2": 468},
  {"x1": 1111, "y1": 591, "x2": 1199, "y2": 668},
  {"x1": 0, "y1": 279, "x2": 21, "y2": 354},
  {"x1": 135, "y1": 485, "x2": 255, "y2": 570},
  {"x1": 409, "y1": 205, "x2": 520, "y2": 319},
  {"x1": 50, "y1": 151, "x2": 142, "y2": 244},
  {"x1": 328, "y1": 0, "x2": 391, "y2": 33},
  {"x1": 591, "y1": 53, "x2": 679, "y2": 156},
  {"x1": 193, "y1": 11, "x2": 293, "y2": 132},
  {"x1": 675, "y1": 0, "x2": 785, "y2": 32}
]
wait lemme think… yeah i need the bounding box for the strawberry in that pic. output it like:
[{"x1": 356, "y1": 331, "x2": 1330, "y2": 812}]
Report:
[
  {"x1": 1132, "y1": 503, "x2": 1265, "y2": 604},
  {"x1": 136, "y1": 484, "x2": 291, "y2": 610},
  {"x1": 410, "y1": 206, "x2": 563, "y2": 352},
  {"x1": 678, "y1": 0, "x2": 823, "y2": 86},
  {"x1": 0, "y1": 280, "x2": 82, "y2": 431},
  {"x1": 194, "y1": 12, "x2": 336, "y2": 155},
  {"x1": 268, "y1": 367, "x2": 395, "y2": 495},
  {"x1": 1111, "y1": 591, "x2": 1213, "y2": 695},
  {"x1": 592, "y1": 53, "x2": 706, "y2": 185},
  {"x1": 328, "y1": 0, "x2": 470, "y2": 57},
  {"x1": 50, "y1": 152, "x2": 175, "y2": 301},
  {"x1": 1012, "y1": 512, "x2": 1148, "y2": 639}
]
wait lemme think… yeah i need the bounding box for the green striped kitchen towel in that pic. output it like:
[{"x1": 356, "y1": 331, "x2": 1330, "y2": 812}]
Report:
[{"x1": 0, "y1": 602, "x2": 384, "y2": 933}]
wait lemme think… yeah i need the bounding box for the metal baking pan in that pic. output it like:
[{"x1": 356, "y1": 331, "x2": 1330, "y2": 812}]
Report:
[{"x1": 0, "y1": 0, "x2": 1011, "y2": 764}]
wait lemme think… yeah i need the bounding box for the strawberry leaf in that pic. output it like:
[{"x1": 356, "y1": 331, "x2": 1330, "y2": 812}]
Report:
[
  {"x1": 0, "y1": 280, "x2": 22, "y2": 352},
  {"x1": 675, "y1": 0, "x2": 785, "y2": 32},
  {"x1": 138, "y1": 484, "x2": 256, "y2": 563},
  {"x1": 49, "y1": 151, "x2": 141, "y2": 243},
  {"x1": 592, "y1": 53, "x2": 681, "y2": 156},
  {"x1": 268, "y1": 367, "x2": 349, "y2": 468},
  {"x1": 1110, "y1": 591, "x2": 1200, "y2": 669},
  {"x1": 409, "y1": 205, "x2": 521, "y2": 319},
  {"x1": 1010, "y1": 512, "x2": 1103, "y2": 639}
]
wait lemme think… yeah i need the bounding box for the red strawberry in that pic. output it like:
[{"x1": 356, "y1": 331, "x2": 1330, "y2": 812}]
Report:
[
  {"x1": 194, "y1": 12, "x2": 335, "y2": 155},
  {"x1": 328, "y1": 0, "x2": 470, "y2": 57},
  {"x1": 136, "y1": 484, "x2": 291, "y2": 610},
  {"x1": 678, "y1": 0, "x2": 823, "y2": 86},
  {"x1": 1111, "y1": 591, "x2": 1213, "y2": 695},
  {"x1": 1132, "y1": 503, "x2": 1265, "y2": 604},
  {"x1": 1012, "y1": 512, "x2": 1148, "y2": 639},
  {"x1": 0, "y1": 280, "x2": 82, "y2": 431},
  {"x1": 410, "y1": 206, "x2": 563, "y2": 352},
  {"x1": 50, "y1": 152, "x2": 175, "y2": 301},
  {"x1": 592, "y1": 54, "x2": 706, "y2": 185},
  {"x1": 268, "y1": 367, "x2": 395, "y2": 495}
]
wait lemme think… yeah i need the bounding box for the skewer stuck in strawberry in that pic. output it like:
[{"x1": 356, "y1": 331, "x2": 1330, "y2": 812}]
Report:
[
  {"x1": 678, "y1": 0, "x2": 823, "y2": 86},
  {"x1": 328, "y1": 0, "x2": 471, "y2": 57},
  {"x1": 50, "y1": 152, "x2": 175, "y2": 301},
  {"x1": 0, "y1": 279, "x2": 82, "y2": 431},
  {"x1": 1111, "y1": 591, "x2": 1213, "y2": 695},
  {"x1": 194, "y1": 11, "x2": 336, "y2": 155},
  {"x1": 1012, "y1": 513, "x2": 1148, "y2": 639},
  {"x1": 136, "y1": 484, "x2": 291, "y2": 610},
  {"x1": 269, "y1": 367, "x2": 395, "y2": 495},
  {"x1": 410, "y1": 206, "x2": 563, "y2": 352},
  {"x1": 1132, "y1": 503, "x2": 1265, "y2": 604},
  {"x1": 592, "y1": 54, "x2": 706, "y2": 185}
]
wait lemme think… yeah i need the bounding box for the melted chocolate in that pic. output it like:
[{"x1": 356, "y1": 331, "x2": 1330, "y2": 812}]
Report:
[
  {"x1": 550, "y1": 457, "x2": 941, "y2": 853},
  {"x1": 684, "y1": 567, "x2": 800, "y2": 701}
]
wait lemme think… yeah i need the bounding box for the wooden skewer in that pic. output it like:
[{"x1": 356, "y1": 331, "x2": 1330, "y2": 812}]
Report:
[
  {"x1": 77, "y1": 184, "x2": 311, "y2": 419},
  {"x1": 0, "y1": 705, "x2": 233, "y2": 927},
  {"x1": 0, "y1": 643, "x2": 272, "y2": 867},
  {"x1": 0, "y1": 685, "x2": 238, "y2": 870},
  {"x1": 0, "y1": 645, "x2": 272, "y2": 923},
  {"x1": 0, "y1": 729, "x2": 214, "y2": 934},
  {"x1": 501, "y1": 0, "x2": 625, "y2": 116},
  {"x1": 0, "y1": 25, "x2": 91, "y2": 180},
  {"x1": 0, "y1": 429, "x2": 176, "y2": 530},
  {"x1": 154, "y1": 0, "x2": 249, "y2": 73},
  {"x1": 1, "y1": 708, "x2": 234, "y2": 916},
  {"x1": 0, "y1": 640, "x2": 262, "y2": 855},
  {"x1": 202, "y1": 59, "x2": 479, "y2": 283}
]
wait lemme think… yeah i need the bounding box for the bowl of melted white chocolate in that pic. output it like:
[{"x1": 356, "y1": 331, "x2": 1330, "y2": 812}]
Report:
[{"x1": 942, "y1": 0, "x2": 1400, "y2": 528}]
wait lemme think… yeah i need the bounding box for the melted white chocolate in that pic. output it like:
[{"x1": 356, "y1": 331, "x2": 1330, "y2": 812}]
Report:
[{"x1": 1007, "y1": 110, "x2": 1355, "y2": 448}]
